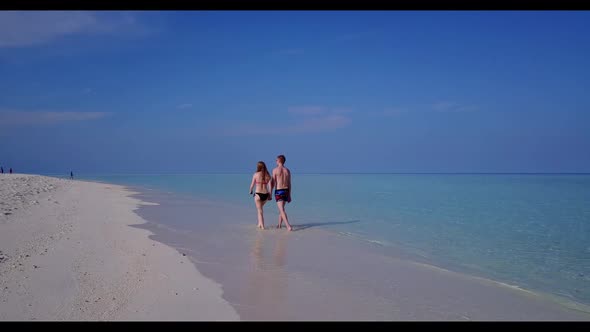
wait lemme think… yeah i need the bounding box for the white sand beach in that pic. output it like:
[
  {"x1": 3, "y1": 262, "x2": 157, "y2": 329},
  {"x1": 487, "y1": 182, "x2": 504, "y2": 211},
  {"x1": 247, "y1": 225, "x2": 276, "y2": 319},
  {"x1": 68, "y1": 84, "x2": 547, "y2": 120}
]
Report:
[
  {"x1": 0, "y1": 174, "x2": 239, "y2": 321},
  {"x1": 2, "y1": 173, "x2": 589, "y2": 321}
]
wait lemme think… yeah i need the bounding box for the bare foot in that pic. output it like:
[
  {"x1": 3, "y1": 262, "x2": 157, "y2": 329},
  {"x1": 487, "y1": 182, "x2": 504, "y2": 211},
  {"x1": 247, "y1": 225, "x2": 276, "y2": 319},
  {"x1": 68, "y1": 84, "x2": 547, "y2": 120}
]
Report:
[
  {"x1": 287, "y1": 226, "x2": 293, "y2": 231},
  {"x1": 276, "y1": 224, "x2": 281, "y2": 229}
]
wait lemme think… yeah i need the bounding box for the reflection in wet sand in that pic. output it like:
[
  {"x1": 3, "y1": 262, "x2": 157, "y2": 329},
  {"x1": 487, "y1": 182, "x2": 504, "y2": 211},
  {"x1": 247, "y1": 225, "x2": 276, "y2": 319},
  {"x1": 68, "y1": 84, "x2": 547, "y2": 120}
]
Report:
[{"x1": 243, "y1": 230, "x2": 290, "y2": 319}]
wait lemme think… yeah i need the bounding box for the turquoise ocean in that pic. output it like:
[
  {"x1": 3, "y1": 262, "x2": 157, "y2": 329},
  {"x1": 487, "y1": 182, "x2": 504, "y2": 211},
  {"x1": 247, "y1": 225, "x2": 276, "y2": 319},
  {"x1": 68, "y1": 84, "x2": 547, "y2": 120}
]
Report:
[{"x1": 73, "y1": 173, "x2": 590, "y2": 308}]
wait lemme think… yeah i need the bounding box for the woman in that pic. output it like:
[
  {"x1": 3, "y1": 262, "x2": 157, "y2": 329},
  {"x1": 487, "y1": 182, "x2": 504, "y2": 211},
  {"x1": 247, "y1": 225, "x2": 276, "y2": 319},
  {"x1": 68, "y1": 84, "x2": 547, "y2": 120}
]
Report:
[{"x1": 249, "y1": 161, "x2": 273, "y2": 229}]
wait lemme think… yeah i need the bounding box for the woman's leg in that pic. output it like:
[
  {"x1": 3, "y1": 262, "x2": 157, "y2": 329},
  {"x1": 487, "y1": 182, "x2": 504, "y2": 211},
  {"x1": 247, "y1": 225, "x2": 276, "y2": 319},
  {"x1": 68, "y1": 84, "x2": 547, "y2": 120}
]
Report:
[{"x1": 255, "y1": 196, "x2": 265, "y2": 229}]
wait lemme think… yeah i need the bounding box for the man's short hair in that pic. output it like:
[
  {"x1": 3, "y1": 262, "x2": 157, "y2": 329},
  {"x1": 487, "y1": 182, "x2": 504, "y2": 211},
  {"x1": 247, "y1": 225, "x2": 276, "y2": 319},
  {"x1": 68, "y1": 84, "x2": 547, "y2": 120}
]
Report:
[{"x1": 277, "y1": 155, "x2": 286, "y2": 164}]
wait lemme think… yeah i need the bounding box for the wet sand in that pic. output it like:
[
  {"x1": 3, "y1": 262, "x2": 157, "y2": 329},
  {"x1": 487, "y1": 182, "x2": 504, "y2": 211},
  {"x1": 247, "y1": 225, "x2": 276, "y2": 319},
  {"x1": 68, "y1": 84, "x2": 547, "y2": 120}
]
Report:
[{"x1": 133, "y1": 189, "x2": 590, "y2": 321}]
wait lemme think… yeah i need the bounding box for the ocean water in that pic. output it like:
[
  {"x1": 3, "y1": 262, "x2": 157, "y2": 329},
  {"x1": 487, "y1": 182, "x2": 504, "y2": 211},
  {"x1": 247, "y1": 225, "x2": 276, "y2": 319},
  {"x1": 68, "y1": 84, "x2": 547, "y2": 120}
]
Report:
[{"x1": 79, "y1": 173, "x2": 590, "y2": 308}]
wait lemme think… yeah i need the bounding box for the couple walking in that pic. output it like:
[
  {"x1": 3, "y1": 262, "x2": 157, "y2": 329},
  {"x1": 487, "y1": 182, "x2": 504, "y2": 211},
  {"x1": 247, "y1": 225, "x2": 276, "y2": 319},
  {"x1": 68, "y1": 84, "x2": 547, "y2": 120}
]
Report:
[{"x1": 249, "y1": 154, "x2": 293, "y2": 231}]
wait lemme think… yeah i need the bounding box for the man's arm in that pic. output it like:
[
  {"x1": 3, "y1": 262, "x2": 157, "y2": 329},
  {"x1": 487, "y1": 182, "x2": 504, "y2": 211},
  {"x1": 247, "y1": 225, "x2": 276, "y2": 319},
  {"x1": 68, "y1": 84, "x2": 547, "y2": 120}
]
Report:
[{"x1": 287, "y1": 169, "x2": 292, "y2": 202}]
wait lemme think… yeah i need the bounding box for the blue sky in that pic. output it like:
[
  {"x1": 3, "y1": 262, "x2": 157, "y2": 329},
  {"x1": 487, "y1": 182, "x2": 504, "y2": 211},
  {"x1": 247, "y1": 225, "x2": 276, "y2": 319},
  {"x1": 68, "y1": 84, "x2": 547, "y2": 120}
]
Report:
[{"x1": 1, "y1": 11, "x2": 589, "y2": 174}]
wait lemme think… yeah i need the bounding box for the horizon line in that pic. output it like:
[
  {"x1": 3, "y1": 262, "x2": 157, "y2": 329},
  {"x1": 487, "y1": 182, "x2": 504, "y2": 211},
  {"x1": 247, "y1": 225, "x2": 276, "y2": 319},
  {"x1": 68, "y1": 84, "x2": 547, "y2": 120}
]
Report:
[{"x1": 35, "y1": 171, "x2": 590, "y2": 176}]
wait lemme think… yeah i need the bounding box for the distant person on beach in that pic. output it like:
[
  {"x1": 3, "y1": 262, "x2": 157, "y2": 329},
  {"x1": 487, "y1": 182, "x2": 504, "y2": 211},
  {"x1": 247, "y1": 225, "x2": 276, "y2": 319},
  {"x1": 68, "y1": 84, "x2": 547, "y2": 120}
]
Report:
[
  {"x1": 70, "y1": 171, "x2": 74, "y2": 180},
  {"x1": 249, "y1": 161, "x2": 273, "y2": 230},
  {"x1": 9, "y1": 168, "x2": 12, "y2": 174},
  {"x1": 271, "y1": 155, "x2": 293, "y2": 231},
  {"x1": 1, "y1": 166, "x2": 3, "y2": 174}
]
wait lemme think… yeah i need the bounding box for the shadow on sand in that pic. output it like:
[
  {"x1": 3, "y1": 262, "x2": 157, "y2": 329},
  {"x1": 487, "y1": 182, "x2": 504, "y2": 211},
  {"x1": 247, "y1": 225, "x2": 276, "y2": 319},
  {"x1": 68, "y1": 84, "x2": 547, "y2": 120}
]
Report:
[{"x1": 293, "y1": 219, "x2": 361, "y2": 231}]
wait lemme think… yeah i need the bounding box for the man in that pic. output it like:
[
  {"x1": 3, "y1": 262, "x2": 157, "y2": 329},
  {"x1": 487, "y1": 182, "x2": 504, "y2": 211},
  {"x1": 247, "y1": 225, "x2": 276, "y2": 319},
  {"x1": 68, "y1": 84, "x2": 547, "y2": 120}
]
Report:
[{"x1": 271, "y1": 154, "x2": 293, "y2": 231}]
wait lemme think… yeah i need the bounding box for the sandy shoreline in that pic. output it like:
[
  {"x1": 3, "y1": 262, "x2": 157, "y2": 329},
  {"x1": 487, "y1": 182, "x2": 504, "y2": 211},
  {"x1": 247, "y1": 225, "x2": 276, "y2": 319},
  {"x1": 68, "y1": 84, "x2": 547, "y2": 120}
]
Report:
[
  {"x1": 133, "y1": 188, "x2": 590, "y2": 321},
  {"x1": 2, "y1": 173, "x2": 589, "y2": 321},
  {"x1": 0, "y1": 174, "x2": 239, "y2": 321}
]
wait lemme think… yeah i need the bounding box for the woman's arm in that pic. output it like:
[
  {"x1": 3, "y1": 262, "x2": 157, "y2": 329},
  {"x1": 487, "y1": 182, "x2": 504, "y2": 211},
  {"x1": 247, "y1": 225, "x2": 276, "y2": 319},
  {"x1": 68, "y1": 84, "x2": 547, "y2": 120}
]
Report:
[{"x1": 249, "y1": 174, "x2": 255, "y2": 195}]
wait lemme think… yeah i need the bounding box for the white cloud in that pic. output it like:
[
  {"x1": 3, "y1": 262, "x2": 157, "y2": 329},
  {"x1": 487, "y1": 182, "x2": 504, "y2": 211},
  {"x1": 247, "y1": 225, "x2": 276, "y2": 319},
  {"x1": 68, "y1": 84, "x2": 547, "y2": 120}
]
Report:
[
  {"x1": 432, "y1": 101, "x2": 478, "y2": 113},
  {"x1": 432, "y1": 101, "x2": 459, "y2": 112},
  {"x1": 291, "y1": 114, "x2": 351, "y2": 133},
  {"x1": 177, "y1": 103, "x2": 193, "y2": 109},
  {"x1": 273, "y1": 48, "x2": 305, "y2": 56},
  {"x1": 219, "y1": 106, "x2": 352, "y2": 136},
  {"x1": 288, "y1": 106, "x2": 326, "y2": 116},
  {"x1": 0, "y1": 11, "x2": 143, "y2": 48},
  {"x1": 334, "y1": 33, "x2": 363, "y2": 42},
  {"x1": 452, "y1": 105, "x2": 479, "y2": 112},
  {"x1": 288, "y1": 106, "x2": 352, "y2": 116},
  {"x1": 0, "y1": 110, "x2": 111, "y2": 126},
  {"x1": 381, "y1": 108, "x2": 408, "y2": 116},
  {"x1": 331, "y1": 108, "x2": 353, "y2": 115}
]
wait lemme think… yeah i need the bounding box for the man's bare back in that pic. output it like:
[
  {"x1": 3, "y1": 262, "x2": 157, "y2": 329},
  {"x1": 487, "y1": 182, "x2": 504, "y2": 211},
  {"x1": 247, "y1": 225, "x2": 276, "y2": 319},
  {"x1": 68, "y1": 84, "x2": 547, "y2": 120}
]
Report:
[
  {"x1": 272, "y1": 155, "x2": 293, "y2": 231},
  {"x1": 272, "y1": 165, "x2": 291, "y2": 190}
]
